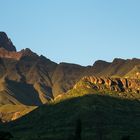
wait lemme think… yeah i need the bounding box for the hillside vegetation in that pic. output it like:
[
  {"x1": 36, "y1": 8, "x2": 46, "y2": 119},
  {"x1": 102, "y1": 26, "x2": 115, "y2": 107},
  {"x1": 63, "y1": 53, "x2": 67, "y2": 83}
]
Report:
[{"x1": 1, "y1": 91, "x2": 140, "y2": 140}]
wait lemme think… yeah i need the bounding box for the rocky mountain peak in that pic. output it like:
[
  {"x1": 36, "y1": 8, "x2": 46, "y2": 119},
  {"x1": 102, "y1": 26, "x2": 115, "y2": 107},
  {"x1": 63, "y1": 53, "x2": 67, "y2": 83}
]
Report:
[
  {"x1": 0, "y1": 32, "x2": 16, "y2": 52},
  {"x1": 112, "y1": 58, "x2": 125, "y2": 64},
  {"x1": 20, "y1": 48, "x2": 38, "y2": 58},
  {"x1": 93, "y1": 60, "x2": 110, "y2": 67}
]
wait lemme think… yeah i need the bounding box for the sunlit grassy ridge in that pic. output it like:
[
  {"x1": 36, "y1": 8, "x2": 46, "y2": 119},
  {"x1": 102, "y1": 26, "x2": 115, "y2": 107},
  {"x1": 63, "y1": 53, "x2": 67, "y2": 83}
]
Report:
[
  {"x1": 0, "y1": 105, "x2": 36, "y2": 122},
  {"x1": 58, "y1": 79, "x2": 140, "y2": 102}
]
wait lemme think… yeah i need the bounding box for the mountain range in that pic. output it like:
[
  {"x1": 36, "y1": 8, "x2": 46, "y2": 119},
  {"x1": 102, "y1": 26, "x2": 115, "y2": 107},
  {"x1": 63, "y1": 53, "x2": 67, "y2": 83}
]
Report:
[
  {"x1": 0, "y1": 32, "x2": 140, "y2": 140},
  {"x1": 0, "y1": 32, "x2": 140, "y2": 121}
]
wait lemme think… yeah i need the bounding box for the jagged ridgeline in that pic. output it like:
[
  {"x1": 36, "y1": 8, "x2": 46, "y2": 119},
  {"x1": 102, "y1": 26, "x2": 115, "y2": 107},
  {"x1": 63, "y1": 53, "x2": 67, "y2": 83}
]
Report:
[
  {"x1": 0, "y1": 32, "x2": 140, "y2": 121},
  {"x1": 0, "y1": 32, "x2": 140, "y2": 139}
]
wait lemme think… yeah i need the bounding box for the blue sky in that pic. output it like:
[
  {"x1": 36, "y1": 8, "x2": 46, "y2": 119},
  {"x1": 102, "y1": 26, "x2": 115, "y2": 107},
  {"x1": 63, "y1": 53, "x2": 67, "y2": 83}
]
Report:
[{"x1": 0, "y1": 0, "x2": 140, "y2": 66}]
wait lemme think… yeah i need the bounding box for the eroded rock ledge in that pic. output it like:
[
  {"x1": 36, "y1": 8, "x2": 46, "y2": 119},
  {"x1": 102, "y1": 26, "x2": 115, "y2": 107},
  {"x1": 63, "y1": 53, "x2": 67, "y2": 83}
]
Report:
[{"x1": 74, "y1": 76, "x2": 140, "y2": 93}]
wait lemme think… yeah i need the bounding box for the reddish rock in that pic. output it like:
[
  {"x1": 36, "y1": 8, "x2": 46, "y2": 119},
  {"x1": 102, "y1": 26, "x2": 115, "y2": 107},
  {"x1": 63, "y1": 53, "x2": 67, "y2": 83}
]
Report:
[
  {"x1": 0, "y1": 48, "x2": 38, "y2": 60},
  {"x1": 76, "y1": 76, "x2": 140, "y2": 93}
]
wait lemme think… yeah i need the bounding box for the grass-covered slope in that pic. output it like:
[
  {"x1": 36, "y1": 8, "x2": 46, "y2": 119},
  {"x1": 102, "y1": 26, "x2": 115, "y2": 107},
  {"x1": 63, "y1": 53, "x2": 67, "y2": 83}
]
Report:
[
  {"x1": 1, "y1": 91, "x2": 140, "y2": 140},
  {"x1": 0, "y1": 105, "x2": 36, "y2": 122}
]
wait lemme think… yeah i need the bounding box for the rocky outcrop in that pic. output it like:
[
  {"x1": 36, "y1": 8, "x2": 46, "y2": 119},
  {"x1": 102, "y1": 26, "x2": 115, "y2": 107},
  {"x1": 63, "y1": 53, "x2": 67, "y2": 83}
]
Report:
[
  {"x1": 0, "y1": 32, "x2": 37, "y2": 60},
  {"x1": 74, "y1": 76, "x2": 140, "y2": 93},
  {"x1": 0, "y1": 32, "x2": 16, "y2": 51},
  {"x1": 0, "y1": 48, "x2": 38, "y2": 60},
  {"x1": 0, "y1": 48, "x2": 21, "y2": 60},
  {"x1": 11, "y1": 112, "x2": 21, "y2": 121}
]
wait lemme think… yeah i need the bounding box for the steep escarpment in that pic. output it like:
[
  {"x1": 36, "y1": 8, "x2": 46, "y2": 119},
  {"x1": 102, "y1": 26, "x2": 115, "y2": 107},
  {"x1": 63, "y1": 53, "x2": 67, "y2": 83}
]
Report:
[{"x1": 75, "y1": 76, "x2": 140, "y2": 93}]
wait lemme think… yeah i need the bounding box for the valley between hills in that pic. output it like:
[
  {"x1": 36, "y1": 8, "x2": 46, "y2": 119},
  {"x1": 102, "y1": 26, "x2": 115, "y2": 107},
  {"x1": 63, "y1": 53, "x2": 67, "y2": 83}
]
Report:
[{"x1": 0, "y1": 32, "x2": 140, "y2": 140}]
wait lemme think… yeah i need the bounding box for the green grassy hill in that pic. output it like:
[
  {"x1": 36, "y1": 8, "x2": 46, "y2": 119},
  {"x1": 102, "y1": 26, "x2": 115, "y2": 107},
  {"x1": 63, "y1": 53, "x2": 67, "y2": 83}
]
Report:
[
  {"x1": 0, "y1": 105, "x2": 36, "y2": 122},
  {"x1": 1, "y1": 90, "x2": 140, "y2": 140}
]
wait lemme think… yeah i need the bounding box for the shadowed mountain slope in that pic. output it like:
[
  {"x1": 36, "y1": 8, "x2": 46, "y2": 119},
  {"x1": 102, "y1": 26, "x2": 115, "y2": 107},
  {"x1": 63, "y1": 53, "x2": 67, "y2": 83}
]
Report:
[
  {"x1": 0, "y1": 79, "x2": 42, "y2": 106},
  {"x1": 97, "y1": 58, "x2": 140, "y2": 77},
  {"x1": 0, "y1": 32, "x2": 16, "y2": 52},
  {"x1": 1, "y1": 94, "x2": 140, "y2": 140}
]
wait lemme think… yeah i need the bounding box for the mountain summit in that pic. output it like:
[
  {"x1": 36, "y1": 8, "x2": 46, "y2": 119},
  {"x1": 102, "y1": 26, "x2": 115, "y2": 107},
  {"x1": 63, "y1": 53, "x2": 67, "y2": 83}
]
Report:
[{"x1": 0, "y1": 32, "x2": 16, "y2": 51}]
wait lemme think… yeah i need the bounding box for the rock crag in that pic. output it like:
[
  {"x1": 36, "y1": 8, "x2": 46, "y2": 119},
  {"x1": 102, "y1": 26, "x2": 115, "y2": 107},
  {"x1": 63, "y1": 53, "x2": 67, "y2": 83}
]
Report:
[
  {"x1": 0, "y1": 32, "x2": 16, "y2": 51},
  {"x1": 74, "y1": 76, "x2": 140, "y2": 93}
]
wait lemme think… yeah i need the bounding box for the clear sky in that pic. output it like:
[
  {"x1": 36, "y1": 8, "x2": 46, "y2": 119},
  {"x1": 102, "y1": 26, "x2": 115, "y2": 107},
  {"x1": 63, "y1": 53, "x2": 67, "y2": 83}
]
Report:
[{"x1": 0, "y1": 0, "x2": 140, "y2": 66}]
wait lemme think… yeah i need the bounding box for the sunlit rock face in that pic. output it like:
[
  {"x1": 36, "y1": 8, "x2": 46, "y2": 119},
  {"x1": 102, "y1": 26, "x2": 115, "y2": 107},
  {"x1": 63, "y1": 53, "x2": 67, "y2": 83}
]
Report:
[
  {"x1": 0, "y1": 48, "x2": 38, "y2": 60},
  {"x1": 0, "y1": 48, "x2": 21, "y2": 60},
  {"x1": 75, "y1": 76, "x2": 140, "y2": 93}
]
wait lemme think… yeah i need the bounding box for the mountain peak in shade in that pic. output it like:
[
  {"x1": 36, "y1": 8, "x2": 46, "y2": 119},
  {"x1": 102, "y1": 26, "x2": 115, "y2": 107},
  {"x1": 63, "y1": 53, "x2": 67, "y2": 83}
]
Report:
[{"x1": 0, "y1": 32, "x2": 16, "y2": 52}]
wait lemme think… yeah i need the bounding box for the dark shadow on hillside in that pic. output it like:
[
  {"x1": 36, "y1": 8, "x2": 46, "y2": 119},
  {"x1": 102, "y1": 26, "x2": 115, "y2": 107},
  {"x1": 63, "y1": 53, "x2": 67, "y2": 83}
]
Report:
[
  {"x1": 1, "y1": 94, "x2": 140, "y2": 140},
  {"x1": 6, "y1": 80, "x2": 42, "y2": 106},
  {"x1": 0, "y1": 131, "x2": 13, "y2": 140},
  {"x1": 121, "y1": 135, "x2": 130, "y2": 140}
]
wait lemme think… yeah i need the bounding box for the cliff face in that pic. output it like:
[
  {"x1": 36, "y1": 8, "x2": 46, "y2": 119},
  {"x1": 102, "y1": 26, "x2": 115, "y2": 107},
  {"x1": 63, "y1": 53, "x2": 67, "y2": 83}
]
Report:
[{"x1": 74, "y1": 76, "x2": 140, "y2": 94}]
